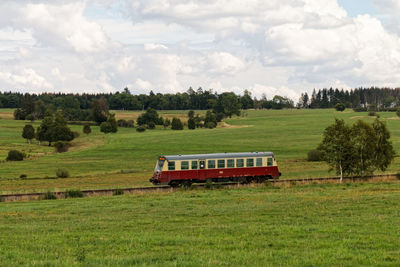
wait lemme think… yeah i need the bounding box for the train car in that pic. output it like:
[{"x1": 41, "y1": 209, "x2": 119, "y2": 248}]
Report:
[{"x1": 150, "y1": 152, "x2": 281, "y2": 187}]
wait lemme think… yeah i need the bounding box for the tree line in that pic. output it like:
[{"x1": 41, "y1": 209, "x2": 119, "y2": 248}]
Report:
[
  {"x1": 298, "y1": 87, "x2": 400, "y2": 110},
  {"x1": 3, "y1": 87, "x2": 400, "y2": 120},
  {"x1": 0, "y1": 88, "x2": 295, "y2": 119}
]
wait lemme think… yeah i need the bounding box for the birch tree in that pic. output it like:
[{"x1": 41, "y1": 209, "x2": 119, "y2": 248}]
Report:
[{"x1": 318, "y1": 119, "x2": 354, "y2": 183}]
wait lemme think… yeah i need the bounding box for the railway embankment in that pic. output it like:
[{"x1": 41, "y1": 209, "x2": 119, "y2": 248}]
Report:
[{"x1": 0, "y1": 174, "x2": 397, "y2": 202}]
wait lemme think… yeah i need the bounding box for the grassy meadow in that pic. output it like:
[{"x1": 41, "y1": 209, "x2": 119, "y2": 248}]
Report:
[
  {"x1": 1, "y1": 108, "x2": 400, "y2": 193},
  {"x1": 0, "y1": 182, "x2": 399, "y2": 265}
]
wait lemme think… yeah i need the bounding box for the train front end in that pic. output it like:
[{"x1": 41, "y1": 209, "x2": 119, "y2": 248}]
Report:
[{"x1": 149, "y1": 156, "x2": 166, "y2": 185}]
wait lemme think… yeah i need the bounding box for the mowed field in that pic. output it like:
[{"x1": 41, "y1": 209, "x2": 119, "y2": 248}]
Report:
[
  {"x1": 1, "y1": 108, "x2": 400, "y2": 193},
  {"x1": 0, "y1": 182, "x2": 399, "y2": 265}
]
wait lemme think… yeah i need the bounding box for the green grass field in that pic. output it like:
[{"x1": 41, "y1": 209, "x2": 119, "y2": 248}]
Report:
[
  {"x1": 1, "y1": 182, "x2": 399, "y2": 265},
  {"x1": 1, "y1": 109, "x2": 400, "y2": 193}
]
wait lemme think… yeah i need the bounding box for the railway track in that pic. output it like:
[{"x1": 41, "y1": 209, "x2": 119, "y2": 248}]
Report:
[{"x1": 0, "y1": 173, "x2": 397, "y2": 202}]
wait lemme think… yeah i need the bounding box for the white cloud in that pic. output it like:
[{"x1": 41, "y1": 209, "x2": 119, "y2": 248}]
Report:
[
  {"x1": 0, "y1": 0, "x2": 400, "y2": 101},
  {"x1": 0, "y1": 68, "x2": 53, "y2": 91},
  {"x1": 144, "y1": 43, "x2": 168, "y2": 51},
  {"x1": 206, "y1": 52, "x2": 245, "y2": 75},
  {"x1": 135, "y1": 78, "x2": 153, "y2": 90}
]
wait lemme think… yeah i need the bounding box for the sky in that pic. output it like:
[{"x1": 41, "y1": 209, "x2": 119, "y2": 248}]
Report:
[{"x1": 0, "y1": 0, "x2": 400, "y2": 100}]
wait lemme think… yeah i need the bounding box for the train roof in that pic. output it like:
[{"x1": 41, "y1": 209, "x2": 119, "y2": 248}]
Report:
[{"x1": 162, "y1": 152, "x2": 274, "y2": 161}]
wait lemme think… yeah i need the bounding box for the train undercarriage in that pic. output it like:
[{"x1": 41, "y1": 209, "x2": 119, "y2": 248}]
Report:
[{"x1": 165, "y1": 175, "x2": 276, "y2": 187}]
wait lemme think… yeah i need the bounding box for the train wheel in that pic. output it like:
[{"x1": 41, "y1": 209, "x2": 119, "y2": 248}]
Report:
[
  {"x1": 181, "y1": 181, "x2": 192, "y2": 188},
  {"x1": 169, "y1": 181, "x2": 180, "y2": 188},
  {"x1": 256, "y1": 176, "x2": 267, "y2": 183},
  {"x1": 238, "y1": 177, "x2": 245, "y2": 184}
]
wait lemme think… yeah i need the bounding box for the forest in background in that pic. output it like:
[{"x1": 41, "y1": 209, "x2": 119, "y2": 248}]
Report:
[{"x1": 1, "y1": 87, "x2": 400, "y2": 116}]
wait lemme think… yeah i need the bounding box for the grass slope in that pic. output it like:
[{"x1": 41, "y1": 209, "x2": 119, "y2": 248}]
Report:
[
  {"x1": 0, "y1": 182, "x2": 399, "y2": 265},
  {"x1": 0, "y1": 109, "x2": 400, "y2": 193}
]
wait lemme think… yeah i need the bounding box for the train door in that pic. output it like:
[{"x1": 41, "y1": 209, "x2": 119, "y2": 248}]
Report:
[
  {"x1": 199, "y1": 160, "x2": 206, "y2": 180},
  {"x1": 200, "y1": 161, "x2": 205, "y2": 169}
]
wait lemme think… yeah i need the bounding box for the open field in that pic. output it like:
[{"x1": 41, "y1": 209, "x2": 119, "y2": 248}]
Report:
[
  {"x1": 1, "y1": 109, "x2": 400, "y2": 193},
  {"x1": 0, "y1": 182, "x2": 399, "y2": 265}
]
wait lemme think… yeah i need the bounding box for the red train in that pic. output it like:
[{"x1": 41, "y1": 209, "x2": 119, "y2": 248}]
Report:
[{"x1": 150, "y1": 152, "x2": 281, "y2": 187}]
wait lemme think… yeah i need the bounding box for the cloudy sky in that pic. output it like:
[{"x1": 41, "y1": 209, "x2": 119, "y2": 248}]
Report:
[{"x1": 0, "y1": 0, "x2": 400, "y2": 100}]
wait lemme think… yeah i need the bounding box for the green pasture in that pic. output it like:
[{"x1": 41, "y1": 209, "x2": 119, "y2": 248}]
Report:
[
  {"x1": 1, "y1": 109, "x2": 400, "y2": 193},
  {"x1": 0, "y1": 182, "x2": 399, "y2": 265}
]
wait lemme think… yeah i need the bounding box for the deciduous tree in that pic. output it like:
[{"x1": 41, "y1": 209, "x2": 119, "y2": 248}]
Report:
[
  {"x1": 318, "y1": 119, "x2": 355, "y2": 183},
  {"x1": 22, "y1": 124, "x2": 35, "y2": 144}
]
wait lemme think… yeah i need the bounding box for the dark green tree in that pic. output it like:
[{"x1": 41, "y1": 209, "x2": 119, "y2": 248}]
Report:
[
  {"x1": 163, "y1": 118, "x2": 171, "y2": 129},
  {"x1": 335, "y1": 103, "x2": 345, "y2": 112},
  {"x1": 213, "y1": 92, "x2": 241, "y2": 118},
  {"x1": 91, "y1": 97, "x2": 109, "y2": 125},
  {"x1": 52, "y1": 111, "x2": 74, "y2": 142},
  {"x1": 100, "y1": 114, "x2": 118, "y2": 133},
  {"x1": 22, "y1": 124, "x2": 35, "y2": 144},
  {"x1": 188, "y1": 117, "x2": 196, "y2": 130},
  {"x1": 239, "y1": 90, "x2": 254, "y2": 109},
  {"x1": 137, "y1": 108, "x2": 162, "y2": 125},
  {"x1": 83, "y1": 124, "x2": 91, "y2": 135},
  {"x1": 100, "y1": 121, "x2": 113, "y2": 133},
  {"x1": 36, "y1": 116, "x2": 55, "y2": 146},
  {"x1": 204, "y1": 111, "x2": 217, "y2": 129},
  {"x1": 171, "y1": 117, "x2": 184, "y2": 130},
  {"x1": 188, "y1": 110, "x2": 195, "y2": 119}
]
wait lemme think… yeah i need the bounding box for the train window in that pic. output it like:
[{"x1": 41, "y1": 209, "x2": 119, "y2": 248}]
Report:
[
  {"x1": 191, "y1": 161, "x2": 198, "y2": 169},
  {"x1": 168, "y1": 161, "x2": 175, "y2": 171},
  {"x1": 208, "y1": 160, "x2": 216, "y2": 169},
  {"x1": 217, "y1": 159, "x2": 225, "y2": 168},
  {"x1": 267, "y1": 158, "x2": 273, "y2": 166},
  {"x1": 256, "y1": 158, "x2": 263, "y2": 167},
  {"x1": 236, "y1": 159, "x2": 244, "y2": 167},
  {"x1": 181, "y1": 161, "x2": 189, "y2": 170},
  {"x1": 247, "y1": 158, "x2": 254, "y2": 167},
  {"x1": 227, "y1": 159, "x2": 234, "y2": 168}
]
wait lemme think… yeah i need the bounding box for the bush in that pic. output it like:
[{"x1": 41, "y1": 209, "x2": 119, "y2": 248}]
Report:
[
  {"x1": 100, "y1": 114, "x2": 118, "y2": 133},
  {"x1": 73, "y1": 131, "x2": 80, "y2": 138},
  {"x1": 83, "y1": 124, "x2": 91, "y2": 135},
  {"x1": 25, "y1": 114, "x2": 34, "y2": 122},
  {"x1": 353, "y1": 107, "x2": 367, "y2": 112},
  {"x1": 54, "y1": 141, "x2": 71, "y2": 153},
  {"x1": 137, "y1": 108, "x2": 163, "y2": 126},
  {"x1": 335, "y1": 103, "x2": 345, "y2": 112},
  {"x1": 6, "y1": 150, "x2": 25, "y2": 161},
  {"x1": 43, "y1": 191, "x2": 57, "y2": 200},
  {"x1": 171, "y1": 118, "x2": 184, "y2": 130},
  {"x1": 126, "y1": 120, "x2": 134, "y2": 128},
  {"x1": 113, "y1": 189, "x2": 124, "y2": 196},
  {"x1": 65, "y1": 189, "x2": 83, "y2": 198},
  {"x1": 188, "y1": 118, "x2": 196, "y2": 130},
  {"x1": 56, "y1": 168, "x2": 70, "y2": 178},
  {"x1": 100, "y1": 121, "x2": 113, "y2": 133},
  {"x1": 136, "y1": 126, "x2": 146, "y2": 132},
  {"x1": 368, "y1": 111, "x2": 376, "y2": 117},
  {"x1": 307, "y1": 149, "x2": 324, "y2": 162},
  {"x1": 205, "y1": 121, "x2": 217, "y2": 129},
  {"x1": 20, "y1": 174, "x2": 27, "y2": 179},
  {"x1": 118, "y1": 119, "x2": 127, "y2": 127},
  {"x1": 147, "y1": 121, "x2": 156, "y2": 129}
]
